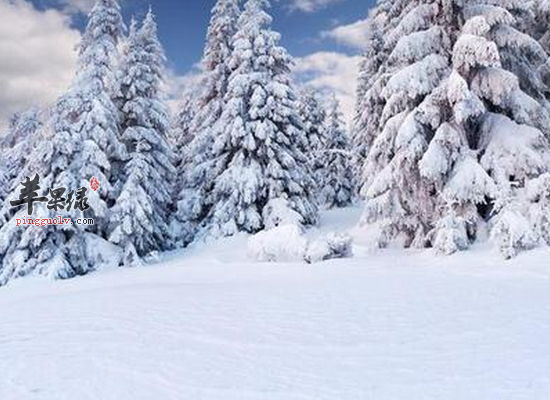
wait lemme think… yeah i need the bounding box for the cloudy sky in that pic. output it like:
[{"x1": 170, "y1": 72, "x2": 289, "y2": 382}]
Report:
[{"x1": 0, "y1": 0, "x2": 376, "y2": 131}]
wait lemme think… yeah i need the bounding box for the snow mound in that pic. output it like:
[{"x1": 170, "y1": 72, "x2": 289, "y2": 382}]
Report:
[
  {"x1": 247, "y1": 224, "x2": 307, "y2": 262},
  {"x1": 248, "y1": 223, "x2": 354, "y2": 264},
  {"x1": 304, "y1": 233, "x2": 353, "y2": 264}
]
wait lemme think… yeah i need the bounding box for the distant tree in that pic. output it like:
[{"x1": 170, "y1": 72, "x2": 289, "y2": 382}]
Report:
[
  {"x1": 297, "y1": 87, "x2": 326, "y2": 155},
  {"x1": 170, "y1": 89, "x2": 197, "y2": 174},
  {"x1": 296, "y1": 86, "x2": 326, "y2": 200},
  {"x1": 352, "y1": 15, "x2": 386, "y2": 189},
  {"x1": 317, "y1": 97, "x2": 355, "y2": 209}
]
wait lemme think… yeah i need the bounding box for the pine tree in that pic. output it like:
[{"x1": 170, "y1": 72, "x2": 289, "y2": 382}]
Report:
[
  {"x1": 0, "y1": 107, "x2": 95, "y2": 285},
  {"x1": 447, "y1": 5, "x2": 550, "y2": 257},
  {"x1": 357, "y1": 0, "x2": 550, "y2": 257},
  {"x1": 205, "y1": 0, "x2": 318, "y2": 236},
  {"x1": 317, "y1": 96, "x2": 355, "y2": 209},
  {"x1": 191, "y1": 0, "x2": 240, "y2": 138},
  {"x1": 296, "y1": 86, "x2": 326, "y2": 199},
  {"x1": 0, "y1": 0, "x2": 125, "y2": 285},
  {"x1": 297, "y1": 86, "x2": 326, "y2": 154},
  {"x1": 360, "y1": 0, "x2": 453, "y2": 249},
  {"x1": 352, "y1": 14, "x2": 386, "y2": 187},
  {"x1": 170, "y1": 89, "x2": 197, "y2": 173},
  {"x1": 109, "y1": 12, "x2": 175, "y2": 266},
  {"x1": 65, "y1": 0, "x2": 125, "y2": 232},
  {"x1": 172, "y1": 0, "x2": 241, "y2": 245}
]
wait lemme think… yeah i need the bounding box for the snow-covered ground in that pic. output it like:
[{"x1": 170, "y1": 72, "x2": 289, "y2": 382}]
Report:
[{"x1": 1, "y1": 206, "x2": 550, "y2": 400}]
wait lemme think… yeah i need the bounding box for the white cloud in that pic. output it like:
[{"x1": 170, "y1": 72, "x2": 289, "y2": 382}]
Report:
[
  {"x1": 322, "y1": 18, "x2": 369, "y2": 50},
  {"x1": 0, "y1": 0, "x2": 80, "y2": 132},
  {"x1": 163, "y1": 64, "x2": 202, "y2": 116},
  {"x1": 294, "y1": 51, "x2": 360, "y2": 125},
  {"x1": 286, "y1": 0, "x2": 344, "y2": 13}
]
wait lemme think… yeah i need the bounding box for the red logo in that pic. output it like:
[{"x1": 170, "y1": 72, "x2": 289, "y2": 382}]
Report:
[{"x1": 90, "y1": 177, "x2": 100, "y2": 192}]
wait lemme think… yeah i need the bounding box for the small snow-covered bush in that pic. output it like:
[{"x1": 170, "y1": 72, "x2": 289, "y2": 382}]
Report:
[
  {"x1": 431, "y1": 213, "x2": 469, "y2": 256},
  {"x1": 491, "y1": 207, "x2": 538, "y2": 260},
  {"x1": 304, "y1": 233, "x2": 353, "y2": 264},
  {"x1": 247, "y1": 224, "x2": 308, "y2": 262}
]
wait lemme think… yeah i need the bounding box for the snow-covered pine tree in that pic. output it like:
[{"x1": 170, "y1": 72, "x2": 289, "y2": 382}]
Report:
[
  {"x1": 171, "y1": 0, "x2": 241, "y2": 245},
  {"x1": 190, "y1": 0, "x2": 240, "y2": 139},
  {"x1": 170, "y1": 89, "x2": 197, "y2": 174},
  {"x1": 0, "y1": 106, "x2": 102, "y2": 285},
  {"x1": 317, "y1": 96, "x2": 355, "y2": 209},
  {"x1": 0, "y1": 0, "x2": 126, "y2": 285},
  {"x1": 69, "y1": 0, "x2": 126, "y2": 232},
  {"x1": 296, "y1": 86, "x2": 326, "y2": 198},
  {"x1": 297, "y1": 86, "x2": 326, "y2": 154},
  {"x1": 352, "y1": 13, "x2": 387, "y2": 186},
  {"x1": 445, "y1": 4, "x2": 550, "y2": 257},
  {"x1": 360, "y1": 0, "x2": 454, "y2": 249},
  {"x1": 109, "y1": 11, "x2": 175, "y2": 266},
  {"x1": 358, "y1": 0, "x2": 550, "y2": 257},
  {"x1": 205, "y1": 0, "x2": 318, "y2": 236},
  {"x1": 168, "y1": 89, "x2": 197, "y2": 221}
]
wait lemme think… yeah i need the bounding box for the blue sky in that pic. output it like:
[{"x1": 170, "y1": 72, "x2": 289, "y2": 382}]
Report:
[
  {"x1": 33, "y1": 0, "x2": 373, "y2": 73},
  {"x1": 0, "y1": 0, "x2": 376, "y2": 129}
]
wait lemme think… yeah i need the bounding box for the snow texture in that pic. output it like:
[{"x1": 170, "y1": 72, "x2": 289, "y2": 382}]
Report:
[{"x1": 0, "y1": 206, "x2": 549, "y2": 400}]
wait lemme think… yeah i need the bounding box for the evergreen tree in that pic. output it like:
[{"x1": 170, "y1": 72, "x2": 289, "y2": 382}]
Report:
[
  {"x1": 318, "y1": 96, "x2": 355, "y2": 209},
  {"x1": 66, "y1": 0, "x2": 125, "y2": 231},
  {"x1": 170, "y1": 89, "x2": 197, "y2": 174},
  {"x1": 352, "y1": 14, "x2": 386, "y2": 187},
  {"x1": 0, "y1": 106, "x2": 97, "y2": 285},
  {"x1": 296, "y1": 86, "x2": 326, "y2": 199},
  {"x1": 357, "y1": 0, "x2": 550, "y2": 257},
  {"x1": 191, "y1": 0, "x2": 240, "y2": 138},
  {"x1": 297, "y1": 86, "x2": 326, "y2": 154},
  {"x1": 206, "y1": 0, "x2": 318, "y2": 236},
  {"x1": 172, "y1": 0, "x2": 241, "y2": 245},
  {"x1": 0, "y1": 0, "x2": 125, "y2": 285},
  {"x1": 361, "y1": 0, "x2": 453, "y2": 249},
  {"x1": 443, "y1": 5, "x2": 550, "y2": 257},
  {"x1": 109, "y1": 12, "x2": 175, "y2": 266}
]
